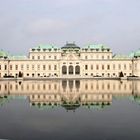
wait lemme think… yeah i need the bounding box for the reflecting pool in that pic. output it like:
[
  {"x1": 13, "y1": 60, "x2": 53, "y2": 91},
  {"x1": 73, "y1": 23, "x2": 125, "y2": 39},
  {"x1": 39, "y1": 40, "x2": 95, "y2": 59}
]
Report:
[{"x1": 0, "y1": 80, "x2": 140, "y2": 140}]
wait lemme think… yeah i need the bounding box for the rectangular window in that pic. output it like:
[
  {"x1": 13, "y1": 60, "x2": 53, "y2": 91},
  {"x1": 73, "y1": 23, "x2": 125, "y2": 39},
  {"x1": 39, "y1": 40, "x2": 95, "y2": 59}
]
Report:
[
  {"x1": 124, "y1": 64, "x2": 126, "y2": 70},
  {"x1": 102, "y1": 65, "x2": 104, "y2": 70},
  {"x1": 10, "y1": 65, "x2": 12, "y2": 70},
  {"x1": 96, "y1": 65, "x2": 99, "y2": 70},
  {"x1": 107, "y1": 65, "x2": 110, "y2": 70},
  {"x1": 15, "y1": 65, "x2": 18, "y2": 70},
  {"x1": 32, "y1": 56, "x2": 34, "y2": 59},
  {"x1": 119, "y1": 64, "x2": 121, "y2": 70},
  {"x1": 135, "y1": 63, "x2": 137, "y2": 70},
  {"x1": 5, "y1": 65, "x2": 7, "y2": 70},
  {"x1": 91, "y1": 65, "x2": 93, "y2": 70},
  {"x1": 43, "y1": 56, "x2": 45, "y2": 60},
  {"x1": 38, "y1": 65, "x2": 40, "y2": 70},
  {"x1": 85, "y1": 65, "x2": 88, "y2": 70},
  {"x1": 49, "y1": 65, "x2": 51, "y2": 70},
  {"x1": 0, "y1": 65, "x2": 1, "y2": 70},
  {"x1": 113, "y1": 64, "x2": 115, "y2": 70},
  {"x1": 54, "y1": 65, "x2": 57, "y2": 70},
  {"x1": 43, "y1": 65, "x2": 46, "y2": 70},
  {"x1": 21, "y1": 65, "x2": 24, "y2": 70},
  {"x1": 54, "y1": 56, "x2": 57, "y2": 59},
  {"x1": 32, "y1": 65, "x2": 34, "y2": 70},
  {"x1": 129, "y1": 64, "x2": 132, "y2": 70},
  {"x1": 27, "y1": 64, "x2": 29, "y2": 70}
]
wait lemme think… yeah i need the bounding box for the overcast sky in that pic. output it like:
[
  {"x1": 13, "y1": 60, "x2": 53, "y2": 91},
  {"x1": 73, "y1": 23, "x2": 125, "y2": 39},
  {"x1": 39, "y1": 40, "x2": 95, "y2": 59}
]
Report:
[{"x1": 0, "y1": 0, "x2": 140, "y2": 55}]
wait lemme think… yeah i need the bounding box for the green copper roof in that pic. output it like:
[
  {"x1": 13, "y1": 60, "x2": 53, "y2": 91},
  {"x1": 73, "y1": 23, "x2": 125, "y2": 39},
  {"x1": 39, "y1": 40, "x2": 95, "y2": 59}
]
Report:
[
  {"x1": 134, "y1": 49, "x2": 140, "y2": 57},
  {"x1": 113, "y1": 54, "x2": 130, "y2": 59},
  {"x1": 84, "y1": 44, "x2": 110, "y2": 50},
  {"x1": 9, "y1": 55, "x2": 27, "y2": 60},
  {"x1": 0, "y1": 50, "x2": 8, "y2": 57},
  {"x1": 33, "y1": 44, "x2": 58, "y2": 50},
  {"x1": 129, "y1": 52, "x2": 135, "y2": 58},
  {"x1": 128, "y1": 49, "x2": 140, "y2": 58}
]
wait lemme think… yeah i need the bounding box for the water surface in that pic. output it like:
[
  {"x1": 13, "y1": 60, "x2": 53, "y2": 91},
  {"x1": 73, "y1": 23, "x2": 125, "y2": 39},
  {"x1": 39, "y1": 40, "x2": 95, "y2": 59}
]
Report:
[{"x1": 0, "y1": 80, "x2": 140, "y2": 140}]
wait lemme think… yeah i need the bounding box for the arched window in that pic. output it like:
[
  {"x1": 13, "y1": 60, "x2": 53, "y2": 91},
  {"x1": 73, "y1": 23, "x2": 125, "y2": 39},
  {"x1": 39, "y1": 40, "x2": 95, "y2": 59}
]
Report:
[
  {"x1": 69, "y1": 65, "x2": 73, "y2": 74},
  {"x1": 75, "y1": 65, "x2": 80, "y2": 75},
  {"x1": 62, "y1": 65, "x2": 67, "y2": 75}
]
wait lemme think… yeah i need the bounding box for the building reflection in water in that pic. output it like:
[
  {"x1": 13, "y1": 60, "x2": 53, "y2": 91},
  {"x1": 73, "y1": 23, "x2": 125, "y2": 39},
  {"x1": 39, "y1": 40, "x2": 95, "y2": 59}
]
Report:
[{"x1": 0, "y1": 80, "x2": 140, "y2": 111}]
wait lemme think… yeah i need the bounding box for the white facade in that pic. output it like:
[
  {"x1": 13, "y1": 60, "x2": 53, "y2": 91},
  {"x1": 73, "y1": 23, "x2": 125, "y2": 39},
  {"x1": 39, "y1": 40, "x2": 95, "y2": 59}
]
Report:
[{"x1": 0, "y1": 43, "x2": 140, "y2": 78}]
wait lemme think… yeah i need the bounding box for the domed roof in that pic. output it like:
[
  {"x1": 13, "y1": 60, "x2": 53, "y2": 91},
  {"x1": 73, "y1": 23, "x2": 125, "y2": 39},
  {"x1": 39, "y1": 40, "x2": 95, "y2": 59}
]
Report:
[{"x1": 61, "y1": 42, "x2": 80, "y2": 50}]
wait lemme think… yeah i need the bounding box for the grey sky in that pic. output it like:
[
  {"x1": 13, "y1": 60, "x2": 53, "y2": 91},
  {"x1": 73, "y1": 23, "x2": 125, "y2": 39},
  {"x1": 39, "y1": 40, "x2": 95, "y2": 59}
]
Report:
[{"x1": 0, "y1": 0, "x2": 140, "y2": 55}]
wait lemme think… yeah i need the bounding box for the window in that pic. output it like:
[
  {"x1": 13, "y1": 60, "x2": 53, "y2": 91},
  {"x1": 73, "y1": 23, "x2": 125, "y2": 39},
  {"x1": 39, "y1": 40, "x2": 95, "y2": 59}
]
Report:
[
  {"x1": 43, "y1": 65, "x2": 46, "y2": 70},
  {"x1": 5, "y1": 65, "x2": 7, "y2": 70},
  {"x1": 54, "y1": 65, "x2": 57, "y2": 70},
  {"x1": 118, "y1": 64, "x2": 121, "y2": 70},
  {"x1": 0, "y1": 65, "x2": 1, "y2": 70},
  {"x1": 124, "y1": 64, "x2": 126, "y2": 70},
  {"x1": 15, "y1": 65, "x2": 18, "y2": 70},
  {"x1": 54, "y1": 84, "x2": 57, "y2": 90},
  {"x1": 135, "y1": 63, "x2": 137, "y2": 70},
  {"x1": 10, "y1": 65, "x2": 12, "y2": 70},
  {"x1": 91, "y1": 65, "x2": 93, "y2": 70},
  {"x1": 107, "y1": 65, "x2": 110, "y2": 70},
  {"x1": 21, "y1": 65, "x2": 24, "y2": 70},
  {"x1": 113, "y1": 64, "x2": 115, "y2": 70},
  {"x1": 102, "y1": 56, "x2": 104, "y2": 59},
  {"x1": 32, "y1": 56, "x2": 34, "y2": 59},
  {"x1": 85, "y1": 56, "x2": 88, "y2": 59},
  {"x1": 96, "y1": 65, "x2": 99, "y2": 70},
  {"x1": 32, "y1": 65, "x2": 34, "y2": 70},
  {"x1": 49, "y1": 84, "x2": 51, "y2": 90},
  {"x1": 129, "y1": 64, "x2": 132, "y2": 70},
  {"x1": 38, "y1": 65, "x2": 40, "y2": 70},
  {"x1": 38, "y1": 56, "x2": 40, "y2": 59},
  {"x1": 54, "y1": 56, "x2": 57, "y2": 59},
  {"x1": 85, "y1": 84, "x2": 88, "y2": 90},
  {"x1": 49, "y1": 65, "x2": 51, "y2": 70},
  {"x1": 43, "y1": 56, "x2": 46, "y2": 60},
  {"x1": 85, "y1": 65, "x2": 88, "y2": 70},
  {"x1": 27, "y1": 64, "x2": 29, "y2": 70},
  {"x1": 102, "y1": 65, "x2": 104, "y2": 70}
]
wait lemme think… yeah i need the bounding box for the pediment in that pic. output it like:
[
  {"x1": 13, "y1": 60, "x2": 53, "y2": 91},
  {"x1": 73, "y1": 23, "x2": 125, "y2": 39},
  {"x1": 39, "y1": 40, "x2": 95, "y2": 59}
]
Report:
[{"x1": 62, "y1": 53, "x2": 80, "y2": 60}]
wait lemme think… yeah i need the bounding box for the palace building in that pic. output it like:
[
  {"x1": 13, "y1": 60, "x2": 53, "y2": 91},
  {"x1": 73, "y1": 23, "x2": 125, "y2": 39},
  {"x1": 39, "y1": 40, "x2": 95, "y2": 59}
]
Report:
[{"x1": 0, "y1": 42, "x2": 140, "y2": 78}]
